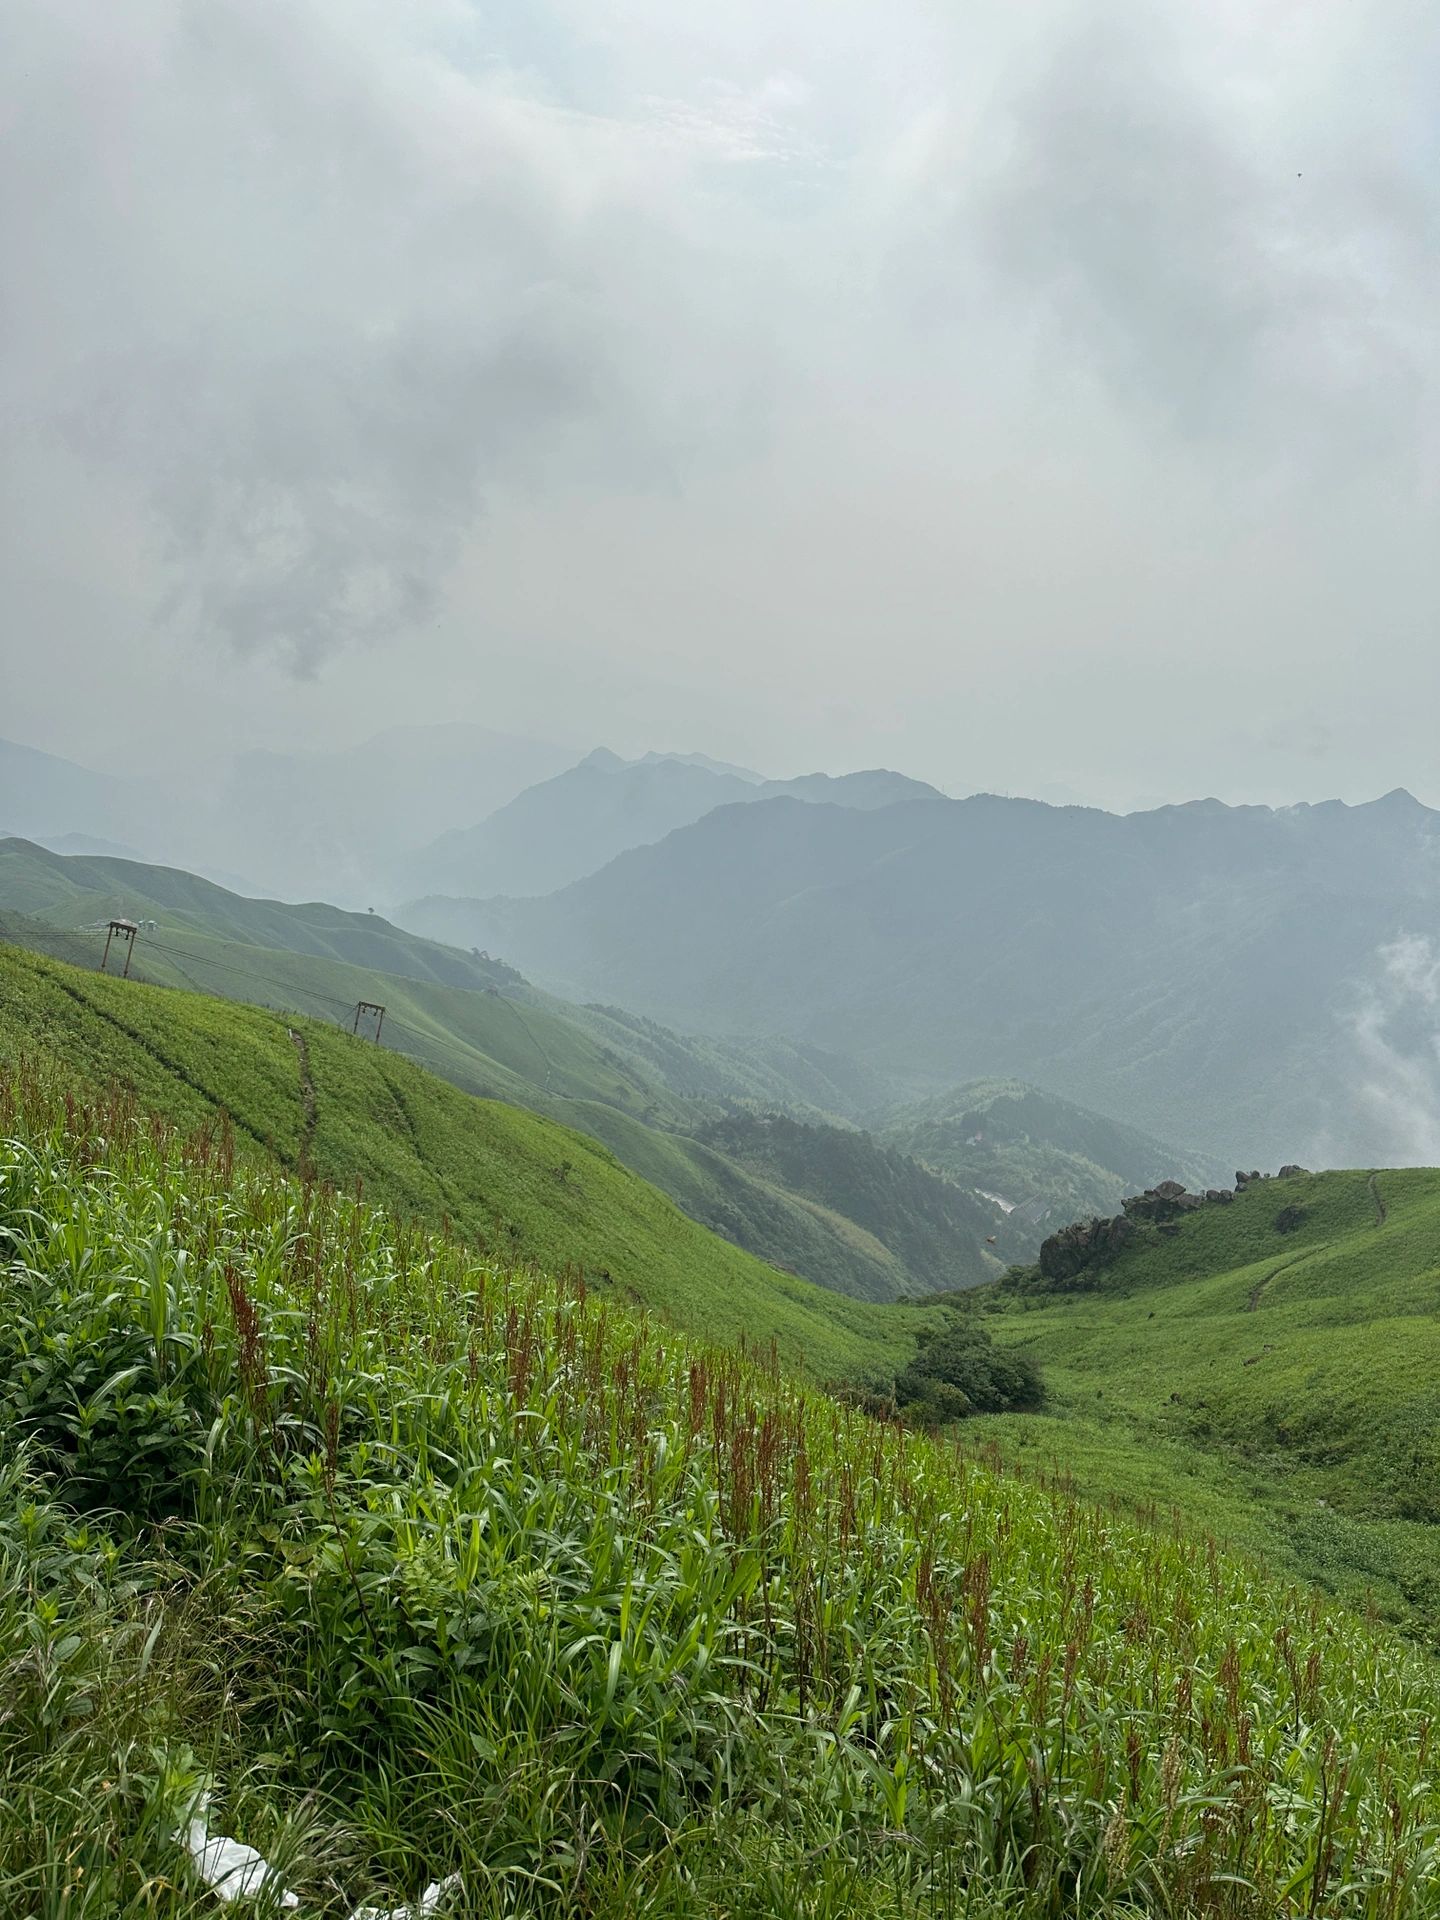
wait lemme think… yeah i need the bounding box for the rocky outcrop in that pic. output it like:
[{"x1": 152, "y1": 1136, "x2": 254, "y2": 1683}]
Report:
[
  {"x1": 1037, "y1": 1212, "x2": 1137, "y2": 1283},
  {"x1": 1031, "y1": 1164, "x2": 1311, "y2": 1293},
  {"x1": 1123, "y1": 1181, "x2": 1205, "y2": 1224}
]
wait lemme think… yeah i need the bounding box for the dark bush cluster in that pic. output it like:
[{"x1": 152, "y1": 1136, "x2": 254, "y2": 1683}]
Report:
[{"x1": 894, "y1": 1312, "x2": 1044, "y2": 1426}]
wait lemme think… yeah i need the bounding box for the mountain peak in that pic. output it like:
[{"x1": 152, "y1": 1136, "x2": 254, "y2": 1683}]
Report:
[{"x1": 1367, "y1": 786, "x2": 1427, "y2": 813}]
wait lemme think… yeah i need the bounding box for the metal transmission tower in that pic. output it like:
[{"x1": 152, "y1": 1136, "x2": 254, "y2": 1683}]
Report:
[
  {"x1": 352, "y1": 1000, "x2": 387, "y2": 1043},
  {"x1": 100, "y1": 919, "x2": 138, "y2": 977}
]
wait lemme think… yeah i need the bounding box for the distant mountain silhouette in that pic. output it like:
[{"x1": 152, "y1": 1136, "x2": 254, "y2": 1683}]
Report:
[
  {"x1": 404, "y1": 789, "x2": 1440, "y2": 1166},
  {"x1": 401, "y1": 750, "x2": 940, "y2": 899}
]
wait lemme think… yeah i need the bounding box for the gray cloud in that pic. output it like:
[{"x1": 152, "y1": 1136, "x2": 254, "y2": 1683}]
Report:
[
  {"x1": 2, "y1": 0, "x2": 1439, "y2": 810},
  {"x1": 0, "y1": 0, "x2": 675, "y2": 670},
  {"x1": 980, "y1": 9, "x2": 1439, "y2": 471},
  {"x1": 1333, "y1": 936, "x2": 1440, "y2": 1166}
]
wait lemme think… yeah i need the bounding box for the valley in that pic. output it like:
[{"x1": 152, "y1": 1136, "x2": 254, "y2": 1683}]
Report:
[{"x1": 3, "y1": 837, "x2": 1168, "y2": 1302}]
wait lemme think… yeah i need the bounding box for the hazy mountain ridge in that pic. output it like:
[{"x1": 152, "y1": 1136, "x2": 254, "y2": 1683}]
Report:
[
  {"x1": 405, "y1": 788, "x2": 1440, "y2": 1165},
  {"x1": 401, "y1": 749, "x2": 942, "y2": 901},
  {"x1": 1, "y1": 726, "x2": 576, "y2": 910},
  {"x1": 882, "y1": 1078, "x2": 1226, "y2": 1230}
]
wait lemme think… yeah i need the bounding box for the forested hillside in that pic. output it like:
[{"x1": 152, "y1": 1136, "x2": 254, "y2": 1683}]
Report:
[{"x1": 883, "y1": 1077, "x2": 1224, "y2": 1229}]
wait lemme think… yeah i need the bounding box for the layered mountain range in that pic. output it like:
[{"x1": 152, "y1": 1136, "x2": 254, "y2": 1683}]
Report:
[{"x1": 404, "y1": 787, "x2": 1440, "y2": 1166}]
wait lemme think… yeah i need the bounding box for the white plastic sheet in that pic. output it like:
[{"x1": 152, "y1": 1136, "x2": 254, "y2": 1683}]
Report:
[
  {"x1": 347, "y1": 1872, "x2": 465, "y2": 1919},
  {"x1": 179, "y1": 1796, "x2": 300, "y2": 1907},
  {"x1": 177, "y1": 1791, "x2": 463, "y2": 1915}
]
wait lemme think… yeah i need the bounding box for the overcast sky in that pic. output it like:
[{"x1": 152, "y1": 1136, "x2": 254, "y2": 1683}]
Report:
[{"x1": 3, "y1": 0, "x2": 1437, "y2": 811}]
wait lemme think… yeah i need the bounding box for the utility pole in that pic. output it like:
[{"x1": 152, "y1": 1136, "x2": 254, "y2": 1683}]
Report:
[
  {"x1": 101, "y1": 919, "x2": 138, "y2": 978},
  {"x1": 352, "y1": 1000, "x2": 386, "y2": 1043}
]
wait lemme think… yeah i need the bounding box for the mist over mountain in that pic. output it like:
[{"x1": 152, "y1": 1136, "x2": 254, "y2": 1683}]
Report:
[
  {"x1": 0, "y1": 737, "x2": 162, "y2": 859},
  {"x1": 404, "y1": 788, "x2": 1440, "y2": 1167},
  {"x1": 402, "y1": 750, "x2": 940, "y2": 900},
  {"x1": 2, "y1": 726, "x2": 575, "y2": 909},
  {"x1": 212, "y1": 724, "x2": 576, "y2": 906}
]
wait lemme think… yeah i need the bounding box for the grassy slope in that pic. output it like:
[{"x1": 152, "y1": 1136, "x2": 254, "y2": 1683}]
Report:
[
  {"x1": 0, "y1": 943, "x2": 920, "y2": 1380},
  {"x1": 0, "y1": 846, "x2": 991, "y2": 1304},
  {"x1": 2, "y1": 909, "x2": 933, "y2": 1304},
  {"x1": 0, "y1": 842, "x2": 1024, "y2": 1303},
  {"x1": 974, "y1": 1167, "x2": 1440, "y2": 1639},
  {"x1": 10, "y1": 1071, "x2": 1440, "y2": 1915},
  {"x1": 560, "y1": 1098, "x2": 920, "y2": 1299}
]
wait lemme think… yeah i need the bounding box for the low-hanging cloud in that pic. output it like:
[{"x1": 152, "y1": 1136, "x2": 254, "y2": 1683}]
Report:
[
  {"x1": 1340, "y1": 936, "x2": 1440, "y2": 1167},
  {"x1": 0, "y1": 0, "x2": 714, "y2": 672},
  {"x1": 979, "y1": 7, "x2": 1439, "y2": 473},
  {"x1": 4, "y1": 0, "x2": 1440, "y2": 799}
]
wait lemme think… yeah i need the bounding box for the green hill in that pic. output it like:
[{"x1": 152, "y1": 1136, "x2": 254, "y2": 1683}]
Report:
[
  {"x1": 974, "y1": 1166, "x2": 1440, "y2": 1641},
  {"x1": 695, "y1": 1110, "x2": 1028, "y2": 1284},
  {"x1": 8, "y1": 1061, "x2": 1440, "y2": 1914},
  {"x1": 0, "y1": 942, "x2": 921, "y2": 1381},
  {"x1": 882, "y1": 1077, "x2": 1224, "y2": 1235},
  {"x1": 0, "y1": 841, "x2": 1015, "y2": 1302}
]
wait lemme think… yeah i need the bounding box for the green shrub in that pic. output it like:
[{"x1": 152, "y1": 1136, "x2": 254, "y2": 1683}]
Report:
[{"x1": 894, "y1": 1311, "x2": 1044, "y2": 1421}]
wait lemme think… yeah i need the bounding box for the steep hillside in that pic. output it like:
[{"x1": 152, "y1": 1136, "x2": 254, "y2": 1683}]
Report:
[
  {"x1": 0, "y1": 942, "x2": 921, "y2": 1379},
  {"x1": 10, "y1": 1073, "x2": 1440, "y2": 1914},
  {"x1": 0, "y1": 837, "x2": 522, "y2": 990},
  {"x1": 695, "y1": 1110, "x2": 1026, "y2": 1284},
  {"x1": 409, "y1": 787, "x2": 1440, "y2": 1165},
  {"x1": 0, "y1": 839, "x2": 887, "y2": 1130},
  {"x1": 0, "y1": 844, "x2": 1012, "y2": 1303},
  {"x1": 883, "y1": 1077, "x2": 1224, "y2": 1235},
  {"x1": 403, "y1": 748, "x2": 940, "y2": 901},
  {"x1": 976, "y1": 1165, "x2": 1440, "y2": 1641}
]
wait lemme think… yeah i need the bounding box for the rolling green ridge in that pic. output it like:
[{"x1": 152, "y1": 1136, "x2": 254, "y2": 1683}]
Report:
[
  {"x1": 973, "y1": 1166, "x2": 1440, "y2": 1641},
  {"x1": 0, "y1": 841, "x2": 1022, "y2": 1301},
  {"x1": 695, "y1": 1110, "x2": 1027, "y2": 1284},
  {"x1": 0, "y1": 942, "x2": 923, "y2": 1380},
  {"x1": 8, "y1": 1066, "x2": 1440, "y2": 1914}
]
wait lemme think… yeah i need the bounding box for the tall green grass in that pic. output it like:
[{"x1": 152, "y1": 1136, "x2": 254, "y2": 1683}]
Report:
[{"x1": 5, "y1": 1065, "x2": 1440, "y2": 1916}]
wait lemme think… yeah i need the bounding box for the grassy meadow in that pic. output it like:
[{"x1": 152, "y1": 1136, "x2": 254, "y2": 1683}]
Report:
[
  {"x1": 974, "y1": 1167, "x2": 1440, "y2": 1641},
  {"x1": 8, "y1": 1065, "x2": 1440, "y2": 1915}
]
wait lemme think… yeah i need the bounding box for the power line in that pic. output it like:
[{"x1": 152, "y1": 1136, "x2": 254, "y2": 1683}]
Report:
[{"x1": 15, "y1": 915, "x2": 508, "y2": 1076}]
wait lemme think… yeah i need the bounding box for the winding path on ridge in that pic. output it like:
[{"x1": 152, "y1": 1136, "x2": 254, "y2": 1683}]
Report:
[
  {"x1": 1245, "y1": 1249, "x2": 1315, "y2": 1313},
  {"x1": 287, "y1": 1026, "x2": 318, "y2": 1181},
  {"x1": 1369, "y1": 1171, "x2": 1388, "y2": 1228}
]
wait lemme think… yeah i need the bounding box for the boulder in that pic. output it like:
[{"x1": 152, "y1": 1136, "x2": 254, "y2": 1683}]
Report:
[
  {"x1": 1277, "y1": 1164, "x2": 1310, "y2": 1179},
  {"x1": 1038, "y1": 1213, "x2": 1137, "y2": 1284},
  {"x1": 1124, "y1": 1182, "x2": 1199, "y2": 1224}
]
